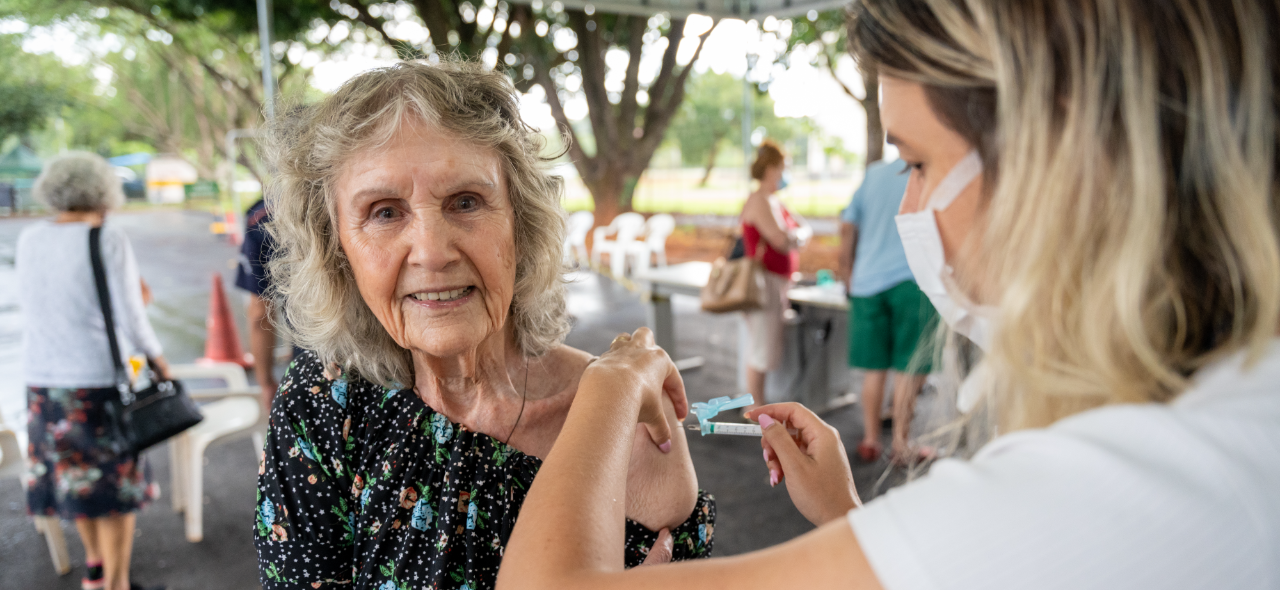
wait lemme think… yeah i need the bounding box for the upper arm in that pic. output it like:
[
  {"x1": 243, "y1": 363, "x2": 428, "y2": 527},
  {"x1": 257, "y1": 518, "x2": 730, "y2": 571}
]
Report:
[
  {"x1": 256, "y1": 355, "x2": 357, "y2": 587},
  {"x1": 511, "y1": 513, "x2": 877, "y2": 590},
  {"x1": 846, "y1": 186, "x2": 865, "y2": 225},
  {"x1": 106, "y1": 228, "x2": 162, "y2": 355},
  {"x1": 624, "y1": 394, "x2": 698, "y2": 531},
  {"x1": 744, "y1": 196, "x2": 793, "y2": 252}
]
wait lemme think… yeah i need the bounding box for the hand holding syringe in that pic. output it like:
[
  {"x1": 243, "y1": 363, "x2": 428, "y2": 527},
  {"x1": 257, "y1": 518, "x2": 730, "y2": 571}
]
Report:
[{"x1": 686, "y1": 394, "x2": 798, "y2": 437}]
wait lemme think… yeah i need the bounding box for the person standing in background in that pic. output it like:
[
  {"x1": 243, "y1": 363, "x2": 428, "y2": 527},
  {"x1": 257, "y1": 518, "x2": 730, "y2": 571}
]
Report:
[
  {"x1": 19, "y1": 152, "x2": 169, "y2": 590},
  {"x1": 234, "y1": 197, "x2": 282, "y2": 415},
  {"x1": 839, "y1": 158, "x2": 939, "y2": 464},
  {"x1": 739, "y1": 140, "x2": 812, "y2": 417}
]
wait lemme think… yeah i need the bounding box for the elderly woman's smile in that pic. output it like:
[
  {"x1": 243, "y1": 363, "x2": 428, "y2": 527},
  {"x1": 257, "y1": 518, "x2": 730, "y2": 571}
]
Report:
[
  {"x1": 334, "y1": 117, "x2": 516, "y2": 360},
  {"x1": 255, "y1": 61, "x2": 708, "y2": 589}
]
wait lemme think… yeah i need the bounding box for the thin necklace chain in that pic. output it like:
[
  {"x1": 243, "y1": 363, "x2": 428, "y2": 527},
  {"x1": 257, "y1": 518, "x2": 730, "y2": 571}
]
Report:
[{"x1": 504, "y1": 356, "x2": 529, "y2": 445}]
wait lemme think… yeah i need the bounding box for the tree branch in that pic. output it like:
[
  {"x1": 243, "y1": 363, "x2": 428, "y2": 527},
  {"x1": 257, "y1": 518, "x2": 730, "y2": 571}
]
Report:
[
  {"x1": 105, "y1": 4, "x2": 261, "y2": 108},
  {"x1": 567, "y1": 10, "x2": 616, "y2": 154},
  {"x1": 412, "y1": 0, "x2": 456, "y2": 55},
  {"x1": 616, "y1": 15, "x2": 646, "y2": 140},
  {"x1": 348, "y1": 0, "x2": 406, "y2": 56},
  {"x1": 532, "y1": 59, "x2": 592, "y2": 180},
  {"x1": 645, "y1": 17, "x2": 686, "y2": 116},
  {"x1": 493, "y1": 6, "x2": 520, "y2": 70},
  {"x1": 637, "y1": 19, "x2": 716, "y2": 161}
]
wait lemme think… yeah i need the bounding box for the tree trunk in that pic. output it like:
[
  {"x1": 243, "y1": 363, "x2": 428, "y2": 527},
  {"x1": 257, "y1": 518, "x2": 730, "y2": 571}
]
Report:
[
  {"x1": 698, "y1": 136, "x2": 723, "y2": 187},
  {"x1": 518, "y1": 11, "x2": 716, "y2": 228},
  {"x1": 588, "y1": 170, "x2": 626, "y2": 225},
  {"x1": 859, "y1": 63, "x2": 883, "y2": 167}
]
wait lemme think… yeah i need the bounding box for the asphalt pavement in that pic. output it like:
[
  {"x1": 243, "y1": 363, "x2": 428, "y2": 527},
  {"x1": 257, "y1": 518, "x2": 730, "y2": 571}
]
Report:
[{"x1": 0, "y1": 209, "x2": 934, "y2": 589}]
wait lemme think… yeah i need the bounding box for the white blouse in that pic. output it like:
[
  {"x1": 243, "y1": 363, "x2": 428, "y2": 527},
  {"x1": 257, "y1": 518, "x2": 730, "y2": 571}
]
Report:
[
  {"x1": 849, "y1": 340, "x2": 1280, "y2": 590},
  {"x1": 17, "y1": 221, "x2": 162, "y2": 388}
]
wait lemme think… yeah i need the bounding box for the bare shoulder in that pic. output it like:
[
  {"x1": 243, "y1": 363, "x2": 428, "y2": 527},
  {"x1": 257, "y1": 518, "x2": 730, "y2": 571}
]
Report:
[
  {"x1": 741, "y1": 191, "x2": 769, "y2": 224},
  {"x1": 533, "y1": 344, "x2": 594, "y2": 404},
  {"x1": 536, "y1": 344, "x2": 700, "y2": 530}
]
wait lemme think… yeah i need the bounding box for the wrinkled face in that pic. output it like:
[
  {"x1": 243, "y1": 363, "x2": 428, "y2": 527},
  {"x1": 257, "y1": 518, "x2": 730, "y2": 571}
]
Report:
[
  {"x1": 881, "y1": 75, "x2": 986, "y2": 287},
  {"x1": 333, "y1": 118, "x2": 516, "y2": 360}
]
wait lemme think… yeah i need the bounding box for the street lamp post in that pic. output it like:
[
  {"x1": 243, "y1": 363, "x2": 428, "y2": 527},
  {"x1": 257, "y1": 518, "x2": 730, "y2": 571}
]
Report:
[
  {"x1": 225, "y1": 129, "x2": 257, "y2": 245},
  {"x1": 743, "y1": 51, "x2": 759, "y2": 186},
  {"x1": 257, "y1": 0, "x2": 275, "y2": 120}
]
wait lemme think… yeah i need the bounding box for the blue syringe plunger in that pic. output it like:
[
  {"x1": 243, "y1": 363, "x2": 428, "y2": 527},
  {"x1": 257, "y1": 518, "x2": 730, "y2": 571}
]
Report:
[{"x1": 689, "y1": 394, "x2": 756, "y2": 435}]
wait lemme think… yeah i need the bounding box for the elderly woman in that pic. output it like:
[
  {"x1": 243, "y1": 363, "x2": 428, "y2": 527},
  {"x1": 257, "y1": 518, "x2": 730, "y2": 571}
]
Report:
[
  {"x1": 253, "y1": 61, "x2": 714, "y2": 589},
  {"x1": 18, "y1": 152, "x2": 169, "y2": 590}
]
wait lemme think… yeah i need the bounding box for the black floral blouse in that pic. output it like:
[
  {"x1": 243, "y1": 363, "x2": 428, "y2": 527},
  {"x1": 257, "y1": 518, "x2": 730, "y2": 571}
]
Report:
[{"x1": 255, "y1": 352, "x2": 715, "y2": 589}]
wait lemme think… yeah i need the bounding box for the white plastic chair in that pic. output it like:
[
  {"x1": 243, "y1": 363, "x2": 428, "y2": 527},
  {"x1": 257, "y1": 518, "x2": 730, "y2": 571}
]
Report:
[
  {"x1": 625, "y1": 213, "x2": 676, "y2": 272},
  {"x1": 591, "y1": 212, "x2": 646, "y2": 277},
  {"x1": 0, "y1": 413, "x2": 71, "y2": 575},
  {"x1": 563, "y1": 211, "x2": 594, "y2": 267},
  {"x1": 167, "y1": 362, "x2": 263, "y2": 542}
]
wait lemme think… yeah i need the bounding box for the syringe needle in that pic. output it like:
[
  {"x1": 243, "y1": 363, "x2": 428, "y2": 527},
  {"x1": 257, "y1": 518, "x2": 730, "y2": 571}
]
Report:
[{"x1": 686, "y1": 422, "x2": 797, "y2": 437}]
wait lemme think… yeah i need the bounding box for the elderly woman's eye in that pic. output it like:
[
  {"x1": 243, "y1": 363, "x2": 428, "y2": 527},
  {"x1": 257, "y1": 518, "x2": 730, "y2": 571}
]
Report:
[
  {"x1": 453, "y1": 195, "x2": 480, "y2": 211},
  {"x1": 373, "y1": 206, "x2": 400, "y2": 220}
]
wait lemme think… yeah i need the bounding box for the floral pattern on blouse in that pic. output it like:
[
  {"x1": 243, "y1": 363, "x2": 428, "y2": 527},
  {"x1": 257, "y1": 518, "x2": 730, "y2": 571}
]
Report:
[{"x1": 255, "y1": 351, "x2": 715, "y2": 589}]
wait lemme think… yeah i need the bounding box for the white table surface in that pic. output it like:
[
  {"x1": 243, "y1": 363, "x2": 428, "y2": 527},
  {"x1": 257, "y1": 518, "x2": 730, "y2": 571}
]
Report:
[
  {"x1": 633, "y1": 261, "x2": 712, "y2": 292},
  {"x1": 634, "y1": 261, "x2": 849, "y2": 311}
]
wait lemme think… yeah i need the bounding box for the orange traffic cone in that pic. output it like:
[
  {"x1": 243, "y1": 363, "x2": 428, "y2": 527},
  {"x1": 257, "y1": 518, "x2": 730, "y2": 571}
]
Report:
[
  {"x1": 199, "y1": 273, "x2": 252, "y2": 367},
  {"x1": 226, "y1": 209, "x2": 242, "y2": 246}
]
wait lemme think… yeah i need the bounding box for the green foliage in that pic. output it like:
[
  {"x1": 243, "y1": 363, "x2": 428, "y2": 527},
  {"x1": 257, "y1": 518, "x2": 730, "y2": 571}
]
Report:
[
  {"x1": 0, "y1": 0, "x2": 341, "y2": 180},
  {"x1": 0, "y1": 83, "x2": 64, "y2": 142},
  {"x1": 0, "y1": 30, "x2": 79, "y2": 144},
  {"x1": 669, "y1": 71, "x2": 798, "y2": 177}
]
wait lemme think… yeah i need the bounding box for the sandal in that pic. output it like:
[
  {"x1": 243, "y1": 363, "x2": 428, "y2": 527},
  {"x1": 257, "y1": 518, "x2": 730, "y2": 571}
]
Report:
[
  {"x1": 890, "y1": 445, "x2": 936, "y2": 467},
  {"x1": 81, "y1": 562, "x2": 104, "y2": 590},
  {"x1": 856, "y1": 441, "x2": 882, "y2": 463}
]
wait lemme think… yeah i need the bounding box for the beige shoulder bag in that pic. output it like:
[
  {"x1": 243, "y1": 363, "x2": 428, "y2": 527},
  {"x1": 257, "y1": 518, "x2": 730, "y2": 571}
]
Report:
[{"x1": 700, "y1": 236, "x2": 769, "y2": 313}]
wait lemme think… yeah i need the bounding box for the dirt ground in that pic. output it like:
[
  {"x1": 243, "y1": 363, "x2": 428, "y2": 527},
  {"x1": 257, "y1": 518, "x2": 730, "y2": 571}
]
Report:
[{"x1": 610, "y1": 223, "x2": 845, "y2": 279}]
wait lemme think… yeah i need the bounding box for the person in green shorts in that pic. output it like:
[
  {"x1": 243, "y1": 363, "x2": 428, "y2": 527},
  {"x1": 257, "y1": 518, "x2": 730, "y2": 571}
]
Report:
[{"x1": 839, "y1": 158, "x2": 940, "y2": 465}]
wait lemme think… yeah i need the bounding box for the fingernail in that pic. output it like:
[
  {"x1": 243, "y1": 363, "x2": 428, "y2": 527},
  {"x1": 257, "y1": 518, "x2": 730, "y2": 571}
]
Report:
[
  {"x1": 763, "y1": 449, "x2": 769, "y2": 463},
  {"x1": 758, "y1": 414, "x2": 775, "y2": 429},
  {"x1": 769, "y1": 469, "x2": 780, "y2": 487},
  {"x1": 659, "y1": 440, "x2": 672, "y2": 453}
]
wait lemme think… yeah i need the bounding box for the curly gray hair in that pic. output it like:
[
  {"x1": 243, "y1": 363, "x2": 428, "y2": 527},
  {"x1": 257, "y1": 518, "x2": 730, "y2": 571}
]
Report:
[
  {"x1": 33, "y1": 151, "x2": 125, "y2": 212},
  {"x1": 262, "y1": 59, "x2": 570, "y2": 387}
]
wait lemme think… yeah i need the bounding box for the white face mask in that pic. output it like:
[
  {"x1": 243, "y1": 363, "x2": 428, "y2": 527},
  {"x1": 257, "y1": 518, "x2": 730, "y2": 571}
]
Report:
[{"x1": 894, "y1": 150, "x2": 997, "y2": 350}]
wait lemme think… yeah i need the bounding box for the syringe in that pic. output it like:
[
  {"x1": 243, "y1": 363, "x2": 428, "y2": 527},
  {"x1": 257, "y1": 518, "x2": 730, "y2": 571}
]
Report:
[{"x1": 685, "y1": 422, "x2": 799, "y2": 437}]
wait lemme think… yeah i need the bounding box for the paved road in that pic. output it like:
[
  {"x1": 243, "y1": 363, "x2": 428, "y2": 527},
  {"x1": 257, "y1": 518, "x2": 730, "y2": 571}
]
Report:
[{"x1": 0, "y1": 210, "x2": 936, "y2": 590}]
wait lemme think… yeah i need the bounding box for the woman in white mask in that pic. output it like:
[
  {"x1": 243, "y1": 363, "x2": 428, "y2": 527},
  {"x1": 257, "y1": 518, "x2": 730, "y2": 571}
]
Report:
[{"x1": 496, "y1": 1, "x2": 1280, "y2": 588}]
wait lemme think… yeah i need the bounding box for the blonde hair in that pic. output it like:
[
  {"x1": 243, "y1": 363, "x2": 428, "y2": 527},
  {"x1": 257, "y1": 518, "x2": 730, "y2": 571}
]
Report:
[
  {"x1": 852, "y1": 0, "x2": 1280, "y2": 431},
  {"x1": 33, "y1": 151, "x2": 125, "y2": 213},
  {"x1": 262, "y1": 59, "x2": 569, "y2": 387}
]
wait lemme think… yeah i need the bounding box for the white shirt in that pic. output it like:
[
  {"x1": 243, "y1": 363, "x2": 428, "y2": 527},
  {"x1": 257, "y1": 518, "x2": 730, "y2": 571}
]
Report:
[
  {"x1": 16, "y1": 221, "x2": 162, "y2": 388},
  {"x1": 849, "y1": 340, "x2": 1280, "y2": 590}
]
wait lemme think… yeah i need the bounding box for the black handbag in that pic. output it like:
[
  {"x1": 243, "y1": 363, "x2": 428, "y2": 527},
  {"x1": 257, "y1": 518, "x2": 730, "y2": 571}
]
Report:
[{"x1": 89, "y1": 226, "x2": 203, "y2": 455}]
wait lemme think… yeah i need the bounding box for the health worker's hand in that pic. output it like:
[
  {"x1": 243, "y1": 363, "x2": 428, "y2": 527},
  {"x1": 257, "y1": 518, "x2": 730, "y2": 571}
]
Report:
[
  {"x1": 748, "y1": 403, "x2": 860, "y2": 526},
  {"x1": 582, "y1": 327, "x2": 688, "y2": 453}
]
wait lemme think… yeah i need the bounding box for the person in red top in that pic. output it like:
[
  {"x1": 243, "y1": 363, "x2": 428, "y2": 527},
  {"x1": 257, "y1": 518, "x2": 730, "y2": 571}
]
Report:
[{"x1": 739, "y1": 140, "x2": 811, "y2": 418}]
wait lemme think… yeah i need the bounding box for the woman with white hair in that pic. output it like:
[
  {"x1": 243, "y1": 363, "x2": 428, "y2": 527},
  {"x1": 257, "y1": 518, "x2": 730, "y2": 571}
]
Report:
[
  {"x1": 253, "y1": 60, "x2": 713, "y2": 590},
  {"x1": 18, "y1": 151, "x2": 170, "y2": 590}
]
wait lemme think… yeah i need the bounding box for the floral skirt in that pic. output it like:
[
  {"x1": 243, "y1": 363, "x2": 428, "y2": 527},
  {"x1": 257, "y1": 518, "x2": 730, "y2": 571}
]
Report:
[{"x1": 25, "y1": 385, "x2": 158, "y2": 520}]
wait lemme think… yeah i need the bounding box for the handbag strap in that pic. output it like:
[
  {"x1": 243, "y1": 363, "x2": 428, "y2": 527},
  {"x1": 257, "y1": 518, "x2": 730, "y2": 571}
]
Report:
[{"x1": 88, "y1": 226, "x2": 134, "y2": 404}]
